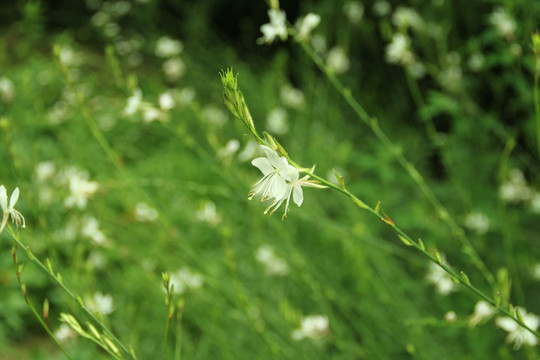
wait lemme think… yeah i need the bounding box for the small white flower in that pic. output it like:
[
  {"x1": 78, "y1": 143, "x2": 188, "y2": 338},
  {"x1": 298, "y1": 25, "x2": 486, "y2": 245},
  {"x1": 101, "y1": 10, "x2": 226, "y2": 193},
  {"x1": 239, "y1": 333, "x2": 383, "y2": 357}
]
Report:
[
  {"x1": 499, "y1": 169, "x2": 532, "y2": 203},
  {"x1": 195, "y1": 201, "x2": 222, "y2": 226},
  {"x1": 63, "y1": 168, "x2": 98, "y2": 209},
  {"x1": 124, "y1": 88, "x2": 143, "y2": 116},
  {"x1": 135, "y1": 202, "x2": 159, "y2": 222},
  {"x1": 392, "y1": 6, "x2": 424, "y2": 32},
  {"x1": 155, "y1": 36, "x2": 183, "y2": 58},
  {"x1": 495, "y1": 308, "x2": 539, "y2": 350},
  {"x1": 35, "y1": 161, "x2": 56, "y2": 182},
  {"x1": 385, "y1": 33, "x2": 413, "y2": 64},
  {"x1": 202, "y1": 105, "x2": 228, "y2": 127},
  {"x1": 295, "y1": 13, "x2": 321, "y2": 41},
  {"x1": 255, "y1": 245, "x2": 289, "y2": 276},
  {"x1": 469, "y1": 300, "x2": 494, "y2": 327},
  {"x1": 159, "y1": 91, "x2": 176, "y2": 111},
  {"x1": 444, "y1": 311, "x2": 457, "y2": 323},
  {"x1": 489, "y1": 7, "x2": 515, "y2": 40},
  {"x1": 0, "y1": 77, "x2": 15, "y2": 103},
  {"x1": 169, "y1": 267, "x2": 204, "y2": 295},
  {"x1": 326, "y1": 46, "x2": 350, "y2": 74},
  {"x1": 142, "y1": 105, "x2": 167, "y2": 123},
  {"x1": 163, "y1": 57, "x2": 185, "y2": 82},
  {"x1": 426, "y1": 259, "x2": 457, "y2": 295},
  {"x1": 280, "y1": 84, "x2": 305, "y2": 108},
  {"x1": 217, "y1": 139, "x2": 240, "y2": 160},
  {"x1": 237, "y1": 140, "x2": 259, "y2": 162},
  {"x1": 86, "y1": 292, "x2": 114, "y2": 315},
  {"x1": 292, "y1": 315, "x2": 329, "y2": 340},
  {"x1": 0, "y1": 185, "x2": 26, "y2": 232},
  {"x1": 344, "y1": 1, "x2": 364, "y2": 24},
  {"x1": 266, "y1": 108, "x2": 289, "y2": 135},
  {"x1": 178, "y1": 87, "x2": 196, "y2": 106},
  {"x1": 259, "y1": 9, "x2": 288, "y2": 44},
  {"x1": 81, "y1": 216, "x2": 108, "y2": 246},
  {"x1": 464, "y1": 211, "x2": 490, "y2": 235},
  {"x1": 54, "y1": 324, "x2": 77, "y2": 342}
]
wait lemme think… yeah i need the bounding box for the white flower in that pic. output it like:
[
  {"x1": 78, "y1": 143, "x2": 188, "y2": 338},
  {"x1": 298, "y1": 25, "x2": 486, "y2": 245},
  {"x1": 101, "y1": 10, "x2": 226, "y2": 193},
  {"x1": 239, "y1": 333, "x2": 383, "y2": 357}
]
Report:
[
  {"x1": 195, "y1": 201, "x2": 222, "y2": 226},
  {"x1": 155, "y1": 36, "x2": 183, "y2": 58},
  {"x1": 237, "y1": 140, "x2": 259, "y2": 162},
  {"x1": 178, "y1": 87, "x2": 196, "y2": 106},
  {"x1": 495, "y1": 308, "x2": 539, "y2": 350},
  {"x1": 469, "y1": 300, "x2": 494, "y2": 327},
  {"x1": 142, "y1": 105, "x2": 167, "y2": 123},
  {"x1": 159, "y1": 91, "x2": 175, "y2": 111},
  {"x1": 392, "y1": 6, "x2": 424, "y2": 32},
  {"x1": 489, "y1": 7, "x2": 515, "y2": 40},
  {"x1": 295, "y1": 13, "x2": 321, "y2": 41},
  {"x1": 280, "y1": 84, "x2": 305, "y2": 108},
  {"x1": 444, "y1": 311, "x2": 457, "y2": 323},
  {"x1": 217, "y1": 139, "x2": 240, "y2": 160},
  {"x1": 54, "y1": 324, "x2": 77, "y2": 342},
  {"x1": 81, "y1": 216, "x2": 108, "y2": 246},
  {"x1": 124, "y1": 88, "x2": 143, "y2": 116},
  {"x1": 135, "y1": 202, "x2": 159, "y2": 222},
  {"x1": 385, "y1": 33, "x2": 413, "y2": 64},
  {"x1": 292, "y1": 315, "x2": 329, "y2": 340},
  {"x1": 344, "y1": 1, "x2": 364, "y2": 24},
  {"x1": 86, "y1": 292, "x2": 114, "y2": 315},
  {"x1": 255, "y1": 245, "x2": 289, "y2": 276},
  {"x1": 326, "y1": 46, "x2": 350, "y2": 74},
  {"x1": 259, "y1": 9, "x2": 288, "y2": 44},
  {"x1": 201, "y1": 105, "x2": 228, "y2": 127},
  {"x1": 266, "y1": 108, "x2": 289, "y2": 135},
  {"x1": 426, "y1": 259, "x2": 457, "y2": 295},
  {"x1": 464, "y1": 211, "x2": 490, "y2": 235},
  {"x1": 35, "y1": 161, "x2": 56, "y2": 182},
  {"x1": 0, "y1": 77, "x2": 15, "y2": 102},
  {"x1": 249, "y1": 146, "x2": 303, "y2": 218},
  {"x1": 0, "y1": 185, "x2": 26, "y2": 232},
  {"x1": 163, "y1": 57, "x2": 185, "y2": 82},
  {"x1": 63, "y1": 168, "x2": 98, "y2": 209},
  {"x1": 169, "y1": 267, "x2": 204, "y2": 295}
]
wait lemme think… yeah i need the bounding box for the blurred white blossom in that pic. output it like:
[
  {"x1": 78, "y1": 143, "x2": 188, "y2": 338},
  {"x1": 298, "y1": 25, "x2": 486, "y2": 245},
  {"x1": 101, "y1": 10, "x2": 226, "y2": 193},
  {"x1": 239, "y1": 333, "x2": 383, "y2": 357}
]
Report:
[
  {"x1": 469, "y1": 300, "x2": 494, "y2": 327},
  {"x1": 178, "y1": 87, "x2": 196, "y2": 106},
  {"x1": 495, "y1": 308, "x2": 539, "y2": 350},
  {"x1": 202, "y1": 105, "x2": 228, "y2": 127},
  {"x1": 163, "y1": 57, "x2": 185, "y2": 82},
  {"x1": 464, "y1": 211, "x2": 490, "y2": 235},
  {"x1": 86, "y1": 292, "x2": 114, "y2": 315},
  {"x1": 310, "y1": 34, "x2": 327, "y2": 53},
  {"x1": 159, "y1": 91, "x2": 176, "y2": 111},
  {"x1": 489, "y1": 7, "x2": 515, "y2": 40},
  {"x1": 63, "y1": 168, "x2": 98, "y2": 209},
  {"x1": 326, "y1": 46, "x2": 350, "y2": 74},
  {"x1": 385, "y1": 33, "x2": 413, "y2": 64},
  {"x1": 0, "y1": 77, "x2": 15, "y2": 103},
  {"x1": 237, "y1": 140, "x2": 259, "y2": 162},
  {"x1": 292, "y1": 315, "x2": 329, "y2": 340},
  {"x1": 468, "y1": 52, "x2": 485, "y2": 72},
  {"x1": 155, "y1": 36, "x2": 183, "y2": 58},
  {"x1": 170, "y1": 267, "x2": 204, "y2": 294},
  {"x1": 124, "y1": 88, "x2": 143, "y2": 116},
  {"x1": 35, "y1": 161, "x2": 56, "y2": 182},
  {"x1": 344, "y1": 1, "x2": 364, "y2": 24},
  {"x1": 280, "y1": 84, "x2": 305, "y2": 108},
  {"x1": 373, "y1": 0, "x2": 391, "y2": 17},
  {"x1": 135, "y1": 202, "x2": 159, "y2": 222},
  {"x1": 255, "y1": 245, "x2": 289, "y2": 276},
  {"x1": 81, "y1": 216, "x2": 108, "y2": 246},
  {"x1": 499, "y1": 169, "x2": 532, "y2": 203},
  {"x1": 54, "y1": 324, "x2": 77, "y2": 342},
  {"x1": 426, "y1": 259, "x2": 457, "y2": 295},
  {"x1": 266, "y1": 108, "x2": 289, "y2": 135},
  {"x1": 444, "y1": 311, "x2": 457, "y2": 323},
  {"x1": 195, "y1": 200, "x2": 222, "y2": 226},
  {"x1": 392, "y1": 6, "x2": 424, "y2": 32},
  {"x1": 295, "y1": 13, "x2": 320, "y2": 41},
  {"x1": 217, "y1": 139, "x2": 240, "y2": 161},
  {"x1": 259, "y1": 9, "x2": 288, "y2": 44}
]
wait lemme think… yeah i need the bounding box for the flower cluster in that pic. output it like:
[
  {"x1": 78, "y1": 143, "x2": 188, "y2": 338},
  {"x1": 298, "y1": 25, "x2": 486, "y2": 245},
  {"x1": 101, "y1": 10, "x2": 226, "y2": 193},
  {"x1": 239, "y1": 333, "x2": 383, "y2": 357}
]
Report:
[{"x1": 0, "y1": 185, "x2": 25, "y2": 233}]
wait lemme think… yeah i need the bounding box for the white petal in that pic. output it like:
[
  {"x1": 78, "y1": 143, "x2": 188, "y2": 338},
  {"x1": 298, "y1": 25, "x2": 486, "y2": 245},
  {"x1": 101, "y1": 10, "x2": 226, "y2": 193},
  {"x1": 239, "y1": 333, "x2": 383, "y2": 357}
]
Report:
[
  {"x1": 0, "y1": 185, "x2": 7, "y2": 211},
  {"x1": 252, "y1": 157, "x2": 274, "y2": 175},
  {"x1": 260, "y1": 146, "x2": 283, "y2": 168},
  {"x1": 271, "y1": 176, "x2": 290, "y2": 200},
  {"x1": 9, "y1": 187, "x2": 20, "y2": 208},
  {"x1": 293, "y1": 184, "x2": 304, "y2": 207},
  {"x1": 285, "y1": 164, "x2": 299, "y2": 182},
  {"x1": 495, "y1": 317, "x2": 517, "y2": 332}
]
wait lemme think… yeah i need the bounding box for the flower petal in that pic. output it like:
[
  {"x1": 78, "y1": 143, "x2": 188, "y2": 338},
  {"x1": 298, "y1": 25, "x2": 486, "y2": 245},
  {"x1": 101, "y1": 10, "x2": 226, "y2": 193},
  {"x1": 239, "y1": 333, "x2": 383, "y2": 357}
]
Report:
[
  {"x1": 293, "y1": 184, "x2": 303, "y2": 207},
  {"x1": 9, "y1": 187, "x2": 20, "y2": 208},
  {"x1": 0, "y1": 185, "x2": 7, "y2": 211},
  {"x1": 252, "y1": 157, "x2": 274, "y2": 175}
]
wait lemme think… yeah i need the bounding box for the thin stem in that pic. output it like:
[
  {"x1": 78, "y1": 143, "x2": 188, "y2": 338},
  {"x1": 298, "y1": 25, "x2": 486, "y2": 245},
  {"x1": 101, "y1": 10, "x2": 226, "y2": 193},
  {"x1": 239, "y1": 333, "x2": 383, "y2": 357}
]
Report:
[
  {"x1": 534, "y1": 54, "x2": 540, "y2": 160},
  {"x1": 297, "y1": 39, "x2": 496, "y2": 289}
]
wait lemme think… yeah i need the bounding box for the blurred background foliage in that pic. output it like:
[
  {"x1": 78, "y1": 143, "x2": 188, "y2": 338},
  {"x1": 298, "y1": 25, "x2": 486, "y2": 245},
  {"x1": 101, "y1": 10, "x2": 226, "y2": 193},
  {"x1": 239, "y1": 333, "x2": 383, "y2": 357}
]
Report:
[{"x1": 1, "y1": 0, "x2": 540, "y2": 359}]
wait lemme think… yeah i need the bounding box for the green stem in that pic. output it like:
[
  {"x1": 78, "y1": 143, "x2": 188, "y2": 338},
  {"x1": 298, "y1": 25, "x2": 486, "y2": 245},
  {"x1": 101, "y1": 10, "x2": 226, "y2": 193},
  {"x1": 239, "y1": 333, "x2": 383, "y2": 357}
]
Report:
[
  {"x1": 534, "y1": 54, "x2": 540, "y2": 161},
  {"x1": 298, "y1": 39, "x2": 496, "y2": 289}
]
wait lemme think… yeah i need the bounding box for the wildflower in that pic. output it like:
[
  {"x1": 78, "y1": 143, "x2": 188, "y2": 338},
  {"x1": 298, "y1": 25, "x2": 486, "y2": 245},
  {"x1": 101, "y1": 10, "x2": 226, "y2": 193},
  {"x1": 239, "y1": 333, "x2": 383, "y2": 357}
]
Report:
[
  {"x1": 159, "y1": 91, "x2": 175, "y2": 111},
  {"x1": 495, "y1": 308, "x2": 539, "y2": 350},
  {"x1": 469, "y1": 300, "x2": 494, "y2": 327},
  {"x1": 178, "y1": 87, "x2": 196, "y2": 106},
  {"x1": 292, "y1": 315, "x2": 329, "y2": 340},
  {"x1": 280, "y1": 84, "x2": 305, "y2": 108},
  {"x1": 266, "y1": 108, "x2": 289, "y2": 135},
  {"x1": 0, "y1": 185, "x2": 26, "y2": 232},
  {"x1": 426, "y1": 259, "x2": 457, "y2": 295},
  {"x1": 344, "y1": 1, "x2": 364, "y2": 24},
  {"x1": 295, "y1": 13, "x2": 321, "y2": 41},
  {"x1": 255, "y1": 245, "x2": 289, "y2": 276},
  {"x1": 195, "y1": 200, "x2": 222, "y2": 226},
  {"x1": 63, "y1": 168, "x2": 98, "y2": 209},
  {"x1": 169, "y1": 267, "x2": 203, "y2": 295},
  {"x1": 385, "y1": 33, "x2": 413, "y2": 65},
  {"x1": 372, "y1": 0, "x2": 391, "y2": 17},
  {"x1": 155, "y1": 36, "x2": 183, "y2": 58},
  {"x1": 54, "y1": 324, "x2": 77, "y2": 343},
  {"x1": 0, "y1": 77, "x2": 15, "y2": 103},
  {"x1": 134, "y1": 202, "x2": 159, "y2": 222},
  {"x1": 81, "y1": 216, "x2": 108, "y2": 246},
  {"x1": 124, "y1": 88, "x2": 143, "y2": 116},
  {"x1": 86, "y1": 292, "x2": 114, "y2": 315},
  {"x1": 259, "y1": 9, "x2": 288, "y2": 44},
  {"x1": 163, "y1": 57, "x2": 185, "y2": 82},
  {"x1": 444, "y1": 311, "x2": 457, "y2": 323},
  {"x1": 392, "y1": 6, "x2": 424, "y2": 32},
  {"x1": 489, "y1": 7, "x2": 515, "y2": 40},
  {"x1": 35, "y1": 161, "x2": 56, "y2": 182},
  {"x1": 142, "y1": 106, "x2": 167, "y2": 123},
  {"x1": 464, "y1": 211, "x2": 490, "y2": 235},
  {"x1": 217, "y1": 139, "x2": 240, "y2": 160},
  {"x1": 326, "y1": 46, "x2": 350, "y2": 74}
]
